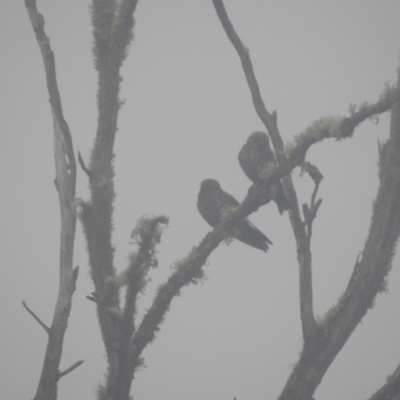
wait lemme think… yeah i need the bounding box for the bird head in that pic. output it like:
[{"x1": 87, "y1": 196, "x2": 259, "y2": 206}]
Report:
[
  {"x1": 199, "y1": 179, "x2": 221, "y2": 192},
  {"x1": 248, "y1": 131, "x2": 270, "y2": 145}
]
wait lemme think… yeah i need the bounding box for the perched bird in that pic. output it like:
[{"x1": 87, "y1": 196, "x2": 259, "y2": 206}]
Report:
[
  {"x1": 239, "y1": 131, "x2": 291, "y2": 214},
  {"x1": 197, "y1": 179, "x2": 273, "y2": 252}
]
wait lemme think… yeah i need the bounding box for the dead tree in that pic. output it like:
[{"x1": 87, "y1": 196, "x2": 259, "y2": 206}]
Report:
[
  {"x1": 24, "y1": 1, "x2": 81, "y2": 399},
  {"x1": 24, "y1": 1, "x2": 400, "y2": 399}
]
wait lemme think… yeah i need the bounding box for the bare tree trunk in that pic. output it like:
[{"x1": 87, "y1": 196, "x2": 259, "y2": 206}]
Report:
[
  {"x1": 79, "y1": 1, "x2": 139, "y2": 398},
  {"x1": 24, "y1": 1, "x2": 80, "y2": 399}
]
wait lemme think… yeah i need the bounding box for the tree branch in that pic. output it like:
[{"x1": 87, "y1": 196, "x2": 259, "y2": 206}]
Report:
[
  {"x1": 301, "y1": 162, "x2": 323, "y2": 240},
  {"x1": 22, "y1": 301, "x2": 51, "y2": 335},
  {"x1": 212, "y1": 0, "x2": 285, "y2": 161},
  {"x1": 80, "y1": 2, "x2": 139, "y2": 399},
  {"x1": 368, "y1": 363, "x2": 400, "y2": 400},
  {"x1": 123, "y1": 216, "x2": 169, "y2": 335},
  {"x1": 82, "y1": 0, "x2": 139, "y2": 365},
  {"x1": 78, "y1": 151, "x2": 91, "y2": 177},
  {"x1": 25, "y1": 1, "x2": 78, "y2": 399},
  {"x1": 58, "y1": 360, "x2": 85, "y2": 379},
  {"x1": 130, "y1": 226, "x2": 222, "y2": 367},
  {"x1": 213, "y1": 0, "x2": 325, "y2": 341}
]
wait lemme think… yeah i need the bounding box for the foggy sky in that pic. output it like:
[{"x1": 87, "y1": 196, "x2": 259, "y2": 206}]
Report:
[{"x1": 1, "y1": 1, "x2": 400, "y2": 399}]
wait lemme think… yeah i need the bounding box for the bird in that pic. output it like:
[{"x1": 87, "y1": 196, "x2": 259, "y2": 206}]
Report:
[
  {"x1": 238, "y1": 131, "x2": 291, "y2": 214},
  {"x1": 197, "y1": 179, "x2": 273, "y2": 252}
]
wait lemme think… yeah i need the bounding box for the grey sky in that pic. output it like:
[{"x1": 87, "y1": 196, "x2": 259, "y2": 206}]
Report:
[{"x1": 1, "y1": 1, "x2": 400, "y2": 399}]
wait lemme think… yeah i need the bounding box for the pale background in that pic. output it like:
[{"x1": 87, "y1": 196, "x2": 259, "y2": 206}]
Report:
[{"x1": 1, "y1": 1, "x2": 400, "y2": 399}]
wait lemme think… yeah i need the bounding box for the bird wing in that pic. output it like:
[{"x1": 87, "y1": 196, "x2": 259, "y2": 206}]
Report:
[
  {"x1": 215, "y1": 189, "x2": 240, "y2": 208},
  {"x1": 218, "y1": 189, "x2": 274, "y2": 251},
  {"x1": 197, "y1": 188, "x2": 239, "y2": 227},
  {"x1": 238, "y1": 143, "x2": 258, "y2": 182},
  {"x1": 197, "y1": 185, "x2": 273, "y2": 252}
]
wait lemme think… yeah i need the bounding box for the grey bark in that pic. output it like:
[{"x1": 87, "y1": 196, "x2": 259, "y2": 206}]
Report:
[{"x1": 24, "y1": 1, "x2": 80, "y2": 399}]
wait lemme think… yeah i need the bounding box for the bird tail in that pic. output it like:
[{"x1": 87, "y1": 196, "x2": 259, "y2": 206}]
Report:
[
  {"x1": 275, "y1": 182, "x2": 293, "y2": 215},
  {"x1": 236, "y1": 221, "x2": 273, "y2": 252}
]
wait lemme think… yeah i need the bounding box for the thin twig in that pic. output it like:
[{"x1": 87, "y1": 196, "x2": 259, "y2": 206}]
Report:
[
  {"x1": 22, "y1": 301, "x2": 51, "y2": 335},
  {"x1": 86, "y1": 295, "x2": 105, "y2": 306},
  {"x1": 212, "y1": 0, "x2": 285, "y2": 161},
  {"x1": 58, "y1": 360, "x2": 84, "y2": 379},
  {"x1": 310, "y1": 182, "x2": 320, "y2": 209},
  {"x1": 78, "y1": 151, "x2": 91, "y2": 177},
  {"x1": 305, "y1": 198, "x2": 323, "y2": 241}
]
